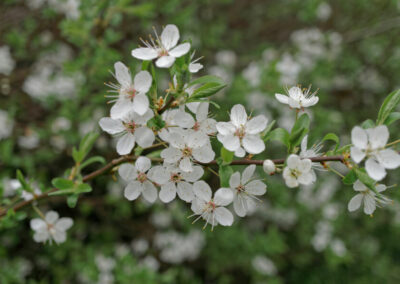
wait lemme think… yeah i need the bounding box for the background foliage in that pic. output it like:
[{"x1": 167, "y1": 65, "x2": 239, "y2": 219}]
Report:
[{"x1": 1, "y1": 0, "x2": 400, "y2": 283}]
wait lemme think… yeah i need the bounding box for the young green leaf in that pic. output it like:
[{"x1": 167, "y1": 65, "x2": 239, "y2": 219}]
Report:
[
  {"x1": 383, "y1": 112, "x2": 400, "y2": 126},
  {"x1": 219, "y1": 165, "x2": 233, "y2": 187},
  {"x1": 79, "y1": 156, "x2": 106, "y2": 171},
  {"x1": 51, "y1": 178, "x2": 74, "y2": 190},
  {"x1": 67, "y1": 194, "x2": 79, "y2": 208},
  {"x1": 79, "y1": 132, "x2": 99, "y2": 161},
  {"x1": 264, "y1": 128, "x2": 290, "y2": 148},
  {"x1": 322, "y1": 133, "x2": 340, "y2": 151},
  {"x1": 75, "y1": 183, "x2": 92, "y2": 194},
  {"x1": 361, "y1": 119, "x2": 375, "y2": 129},
  {"x1": 342, "y1": 169, "x2": 357, "y2": 185},
  {"x1": 188, "y1": 82, "x2": 227, "y2": 100},
  {"x1": 377, "y1": 89, "x2": 400, "y2": 125},
  {"x1": 289, "y1": 114, "x2": 310, "y2": 148}
]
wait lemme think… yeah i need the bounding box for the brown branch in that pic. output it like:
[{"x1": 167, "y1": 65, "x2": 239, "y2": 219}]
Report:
[{"x1": 0, "y1": 154, "x2": 345, "y2": 218}]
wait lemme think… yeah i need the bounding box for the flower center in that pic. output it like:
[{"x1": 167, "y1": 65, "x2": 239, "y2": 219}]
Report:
[
  {"x1": 290, "y1": 169, "x2": 301, "y2": 179},
  {"x1": 236, "y1": 185, "x2": 245, "y2": 193},
  {"x1": 159, "y1": 49, "x2": 169, "y2": 57},
  {"x1": 124, "y1": 122, "x2": 137, "y2": 134},
  {"x1": 234, "y1": 126, "x2": 246, "y2": 139},
  {"x1": 125, "y1": 87, "x2": 136, "y2": 100},
  {"x1": 182, "y1": 146, "x2": 192, "y2": 157},
  {"x1": 193, "y1": 122, "x2": 200, "y2": 131},
  {"x1": 205, "y1": 200, "x2": 216, "y2": 212},
  {"x1": 137, "y1": 172, "x2": 147, "y2": 183},
  {"x1": 170, "y1": 172, "x2": 182, "y2": 183}
]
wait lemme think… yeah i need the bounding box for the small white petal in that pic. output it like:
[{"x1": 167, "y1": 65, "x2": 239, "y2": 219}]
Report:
[
  {"x1": 118, "y1": 163, "x2": 137, "y2": 181},
  {"x1": 159, "y1": 182, "x2": 177, "y2": 203},
  {"x1": 53, "y1": 231, "x2": 67, "y2": 244},
  {"x1": 196, "y1": 102, "x2": 209, "y2": 122},
  {"x1": 246, "y1": 115, "x2": 268, "y2": 134},
  {"x1": 161, "y1": 147, "x2": 182, "y2": 163},
  {"x1": 287, "y1": 154, "x2": 301, "y2": 168},
  {"x1": 298, "y1": 172, "x2": 314, "y2": 185},
  {"x1": 134, "y1": 71, "x2": 152, "y2": 93},
  {"x1": 179, "y1": 157, "x2": 193, "y2": 173},
  {"x1": 45, "y1": 211, "x2": 59, "y2": 224},
  {"x1": 156, "y1": 56, "x2": 175, "y2": 68},
  {"x1": 363, "y1": 195, "x2": 376, "y2": 215},
  {"x1": 234, "y1": 147, "x2": 246, "y2": 157},
  {"x1": 161, "y1": 24, "x2": 180, "y2": 50},
  {"x1": 131, "y1": 47, "x2": 158, "y2": 60},
  {"x1": 110, "y1": 100, "x2": 133, "y2": 120},
  {"x1": 182, "y1": 166, "x2": 204, "y2": 182},
  {"x1": 135, "y1": 127, "x2": 155, "y2": 148},
  {"x1": 245, "y1": 180, "x2": 266, "y2": 195},
  {"x1": 114, "y1": 61, "x2": 132, "y2": 88},
  {"x1": 216, "y1": 122, "x2": 236, "y2": 135},
  {"x1": 275, "y1": 93, "x2": 289, "y2": 104},
  {"x1": 177, "y1": 181, "x2": 194, "y2": 202},
  {"x1": 243, "y1": 135, "x2": 265, "y2": 154},
  {"x1": 174, "y1": 111, "x2": 195, "y2": 128},
  {"x1": 169, "y1": 43, "x2": 191, "y2": 57},
  {"x1": 133, "y1": 94, "x2": 149, "y2": 116},
  {"x1": 351, "y1": 126, "x2": 368, "y2": 149},
  {"x1": 192, "y1": 145, "x2": 215, "y2": 163},
  {"x1": 367, "y1": 125, "x2": 389, "y2": 149},
  {"x1": 168, "y1": 133, "x2": 185, "y2": 149},
  {"x1": 142, "y1": 181, "x2": 157, "y2": 203},
  {"x1": 214, "y1": 187, "x2": 234, "y2": 206},
  {"x1": 365, "y1": 158, "x2": 386, "y2": 181},
  {"x1": 302, "y1": 96, "x2": 319, "y2": 107},
  {"x1": 124, "y1": 181, "x2": 142, "y2": 201},
  {"x1": 30, "y1": 219, "x2": 46, "y2": 231},
  {"x1": 348, "y1": 193, "x2": 363, "y2": 212},
  {"x1": 219, "y1": 134, "x2": 240, "y2": 152},
  {"x1": 214, "y1": 207, "x2": 234, "y2": 226},
  {"x1": 33, "y1": 231, "x2": 49, "y2": 243},
  {"x1": 148, "y1": 166, "x2": 170, "y2": 185},
  {"x1": 55, "y1": 218, "x2": 73, "y2": 231},
  {"x1": 193, "y1": 181, "x2": 212, "y2": 202},
  {"x1": 241, "y1": 165, "x2": 256, "y2": 184},
  {"x1": 189, "y1": 62, "x2": 203, "y2": 73},
  {"x1": 116, "y1": 133, "x2": 135, "y2": 155},
  {"x1": 187, "y1": 131, "x2": 208, "y2": 148},
  {"x1": 99, "y1": 117, "x2": 125, "y2": 134},
  {"x1": 230, "y1": 104, "x2": 247, "y2": 127},
  {"x1": 233, "y1": 196, "x2": 247, "y2": 217},
  {"x1": 135, "y1": 156, "x2": 151, "y2": 173},
  {"x1": 353, "y1": 180, "x2": 367, "y2": 192},
  {"x1": 229, "y1": 172, "x2": 241, "y2": 188},
  {"x1": 376, "y1": 149, "x2": 400, "y2": 169},
  {"x1": 350, "y1": 146, "x2": 366, "y2": 163}
]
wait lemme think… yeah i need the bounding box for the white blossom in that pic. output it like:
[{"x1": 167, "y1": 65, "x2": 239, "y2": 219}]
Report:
[
  {"x1": 216, "y1": 104, "x2": 267, "y2": 157},
  {"x1": 191, "y1": 185, "x2": 234, "y2": 230},
  {"x1": 131, "y1": 24, "x2": 191, "y2": 68},
  {"x1": 189, "y1": 51, "x2": 203, "y2": 73},
  {"x1": 118, "y1": 157, "x2": 168, "y2": 203},
  {"x1": 99, "y1": 109, "x2": 155, "y2": 155},
  {"x1": 263, "y1": 159, "x2": 276, "y2": 175},
  {"x1": 351, "y1": 125, "x2": 400, "y2": 181},
  {"x1": 152, "y1": 164, "x2": 204, "y2": 203},
  {"x1": 30, "y1": 211, "x2": 73, "y2": 244},
  {"x1": 0, "y1": 46, "x2": 15, "y2": 75},
  {"x1": 161, "y1": 130, "x2": 214, "y2": 172},
  {"x1": 348, "y1": 180, "x2": 391, "y2": 215},
  {"x1": 106, "y1": 62, "x2": 151, "y2": 119},
  {"x1": 275, "y1": 86, "x2": 319, "y2": 109},
  {"x1": 224, "y1": 165, "x2": 267, "y2": 217},
  {"x1": 283, "y1": 154, "x2": 314, "y2": 188},
  {"x1": 0, "y1": 110, "x2": 14, "y2": 140}
]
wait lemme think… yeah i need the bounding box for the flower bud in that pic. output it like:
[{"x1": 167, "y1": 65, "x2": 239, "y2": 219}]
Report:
[{"x1": 263, "y1": 159, "x2": 276, "y2": 175}]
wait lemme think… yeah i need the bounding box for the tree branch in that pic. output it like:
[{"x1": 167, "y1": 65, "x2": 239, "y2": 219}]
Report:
[{"x1": 0, "y1": 154, "x2": 345, "y2": 217}]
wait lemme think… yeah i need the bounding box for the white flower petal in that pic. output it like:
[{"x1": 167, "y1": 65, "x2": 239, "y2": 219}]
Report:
[
  {"x1": 45, "y1": 211, "x2": 59, "y2": 224},
  {"x1": 169, "y1": 43, "x2": 191, "y2": 57},
  {"x1": 216, "y1": 122, "x2": 236, "y2": 135},
  {"x1": 229, "y1": 172, "x2": 241, "y2": 188},
  {"x1": 200, "y1": 118, "x2": 217, "y2": 134},
  {"x1": 161, "y1": 147, "x2": 182, "y2": 163},
  {"x1": 135, "y1": 156, "x2": 151, "y2": 173},
  {"x1": 132, "y1": 94, "x2": 149, "y2": 116},
  {"x1": 30, "y1": 218, "x2": 46, "y2": 231},
  {"x1": 351, "y1": 126, "x2": 368, "y2": 149},
  {"x1": 298, "y1": 172, "x2": 314, "y2": 185},
  {"x1": 187, "y1": 131, "x2": 208, "y2": 148},
  {"x1": 302, "y1": 96, "x2": 319, "y2": 107},
  {"x1": 134, "y1": 71, "x2": 152, "y2": 94},
  {"x1": 134, "y1": 127, "x2": 155, "y2": 148},
  {"x1": 179, "y1": 157, "x2": 193, "y2": 172},
  {"x1": 192, "y1": 145, "x2": 215, "y2": 163},
  {"x1": 182, "y1": 166, "x2": 204, "y2": 182},
  {"x1": 196, "y1": 102, "x2": 209, "y2": 122},
  {"x1": 363, "y1": 195, "x2": 376, "y2": 215},
  {"x1": 131, "y1": 47, "x2": 158, "y2": 60},
  {"x1": 168, "y1": 132, "x2": 185, "y2": 149},
  {"x1": 350, "y1": 146, "x2": 366, "y2": 163},
  {"x1": 189, "y1": 62, "x2": 203, "y2": 73},
  {"x1": 214, "y1": 207, "x2": 234, "y2": 226},
  {"x1": 148, "y1": 166, "x2": 170, "y2": 185},
  {"x1": 99, "y1": 117, "x2": 125, "y2": 134},
  {"x1": 55, "y1": 218, "x2": 73, "y2": 231},
  {"x1": 353, "y1": 180, "x2": 367, "y2": 192},
  {"x1": 241, "y1": 165, "x2": 256, "y2": 184},
  {"x1": 174, "y1": 111, "x2": 195, "y2": 128},
  {"x1": 365, "y1": 158, "x2": 386, "y2": 181},
  {"x1": 156, "y1": 56, "x2": 175, "y2": 68},
  {"x1": 161, "y1": 24, "x2": 180, "y2": 50},
  {"x1": 116, "y1": 133, "x2": 135, "y2": 155},
  {"x1": 142, "y1": 181, "x2": 157, "y2": 203},
  {"x1": 245, "y1": 180, "x2": 266, "y2": 195},
  {"x1": 177, "y1": 181, "x2": 194, "y2": 202},
  {"x1": 287, "y1": 154, "x2": 301, "y2": 168},
  {"x1": 230, "y1": 104, "x2": 247, "y2": 127},
  {"x1": 288, "y1": 97, "x2": 301, "y2": 108},
  {"x1": 33, "y1": 231, "x2": 49, "y2": 243},
  {"x1": 348, "y1": 193, "x2": 363, "y2": 212},
  {"x1": 275, "y1": 93, "x2": 289, "y2": 104},
  {"x1": 246, "y1": 115, "x2": 268, "y2": 134},
  {"x1": 233, "y1": 196, "x2": 247, "y2": 217},
  {"x1": 367, "y1": 125, "x2": 389, "y2": 149},
  {"x1": 234, "y1": 147, "x2": 246, "y2": 157},
  {"x1": 53, "y1": 231, "x2": 67, "y2": 244},
  {"x1": 214, "y1": 187, "x2": 234, "y2": 206},
  {"x1": 193, "y1": 181, "x2": 212, "y2": 202},
  {"x1": 219, "y1": 134, "x2": 240, "y2": 152},
  {"x1": 118, "y1": 163, "x2": 137, "y2": 181},
  {"x1": 243, "y1": 135, "x2": 265, "y2": 154},
  {"x1": 114, "y1": 61, "x2": 132, "y2": 88},
  {"x1": 124, "y1": 181, "x2": 142, "y2": 201},
  {"x1": 377, "y1": 149, "x2": 400, "y2": 169},
  {"x1": 159, "y1": 182, "x2": 177, "y2": 203}
]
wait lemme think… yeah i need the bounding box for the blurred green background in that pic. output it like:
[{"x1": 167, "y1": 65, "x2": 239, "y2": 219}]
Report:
[{"x1": 1, "y1": 0, "x2": 400, "y2": 283}]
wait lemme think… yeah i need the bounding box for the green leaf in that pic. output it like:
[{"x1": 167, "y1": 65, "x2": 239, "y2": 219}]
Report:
[
  {"x1": 322, "y1": 133, "x2": 340, "y2": 151},
  {"x1": 377, "y1": 89, "x2": 400, "y2": 125},
  {"x1": 72, "y1": 146, "x2": 82, "y2": 163},
  {"x1": 67, "y1": 194, "x2": 79, "y2": 208},
  {"x1": 147, "y1": 115, "x2": 165, "y2": 130},
  {"x1": 48, "y1": 189, "x2": 76, "y2": 196},
  {"x1": 141, "y1": 60, "x2": 150, "y2": 71},
  {"x1": 75, "y1": 183, "x2": 92, "y2": 194},
  {"x1": 78, "y1": 132, "x2": 99, "y2": 161},
  {"x1": 219, "y1": 165, "x2": 233, "y2": 187},
  {"x1": 16, "y1": 170, "x2": 30, "y2": 192},
  {"x1": 221, "y1": 147, "x2": 234, "y2": 165},
  {"x1": 361, "y1": 119, "x2": 375, "y2": 129},
  {"x1": 265, "y1": 128, "x2": 290, "y2": 148},
  {"x1": 289, "y1": 114, "x2": 310, "y2": 148},
  {"x1": 342, "y1": 169, "x2": 357, "y2": 185},
  {"x1": 51, "y1": 178, "x2": 74, "y2": 190},
  {"x1": 383, "y1": 112, "x2": 400, "y2": 126},
  {"x1": 355, "y1": 169, "x2": 378, "y2": 193},
  {"x1": 187, "y1": 75, "x2": 225, "y2": 87},
  {"x1": 262, "y1": 120, "x2": 276, "y2": 140},
  {"x1": 79, "y1": 156, "x2": 106, "y2": 170},
  {"x1": 188, "y1": 82, "x2": 227, "y2": 100}
]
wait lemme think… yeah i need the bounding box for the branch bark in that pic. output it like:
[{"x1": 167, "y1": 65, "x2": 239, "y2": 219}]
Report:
[{"x1": 0, "y1": 154, "x2": 345, "y2": 217}]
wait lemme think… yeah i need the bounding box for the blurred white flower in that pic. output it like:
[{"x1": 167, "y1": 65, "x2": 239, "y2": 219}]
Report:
[
  {"x1": 330, "y1": 238, "x2": 347, "y2": 257},
  {"x1": 350, "y1": 125, "x2": 400, "y2": 181},
  {"x1": 242, "y1": 62, "x2": 261, "y2": 87},
  {"x1": 275, "y1": 86, "x2": 319, "y2": 109},
  {"x1": 0, "y1": 109, "x2": 14, "y2": 140},
  {"x1": 30, "y1": 211, "x2": 73, "y2": 244},
  {"x1": 18, "y1": 130, "x2": 40, "y2": 149},
  {"x1": 215, "y1": 50, "x2": 237, "y2": 67},
  {"x1": 99, "y1": 109, "x2": 155, "y2": 155},
  {"x1": 107, "y1": 62, "x2": 151, "y2": 118},
  {"x1": 348, "y1": 180, "x2": 391, "y2": 215},
  {"x1": 0, "y1": 46, "x2": 15, "y2": 75},
  {"x1": 283, "y1": 154, "x2": 314, "y2": 188},
  {"x1": 317, "y1": 2, "x2": 332, "y2": 21},
  {"x1": 131, "y1": 238, "x2": 149, "y2": 255},
  {"x1": 252, "y1": 255, "x2": 277, "y2": 276},
  {"x1": 132, "y1": 24, "x2": 190, "y2": 68},
  {"x1": 216, "y1": 104, "x2": 267, "y2": 157}
]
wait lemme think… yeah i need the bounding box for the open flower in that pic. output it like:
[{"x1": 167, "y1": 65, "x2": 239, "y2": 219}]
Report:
[
  {"x1": 283, "y1": 154, "x2": 314, "y2": 188},
  {"x1": 226, "y1": 165, "x2": 267, "y2": 217},
  {"x1": 119, "y1": 157, "x2": 169, "y2": 203},
  {"x1": 190, "y1": 184, "x2": 234, "y2": 230},
  {"x1": 99, "y1": 110, "x2": 155, "y2": 155},
  {"x1": 275, "y1": 86, "x2": 319, "y2": 109},
  {"x1": 107, "y1": 62, "x2": 151, "y2": 119},
  {"x1": 131, "y1": 24, "x2": 191, "y2": 68},
  {"x1": 153, "y1": 164, "x2": 204, "y2": 203},
  {"x1": 351, "y1": 125, "x2": 400, "y2": 181},
  {"x1": 348, "y1": 180, "x2": 391, "y2": 215},
  {"x1": 216, "y1": 104, "x2": 267, "y2": 157},
  {"x1": 30, "y1": 211, "x2": 73, "y2": 244},
  {"x1": 161, "y1": 130, "x2": 215, "y2": 172}
]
